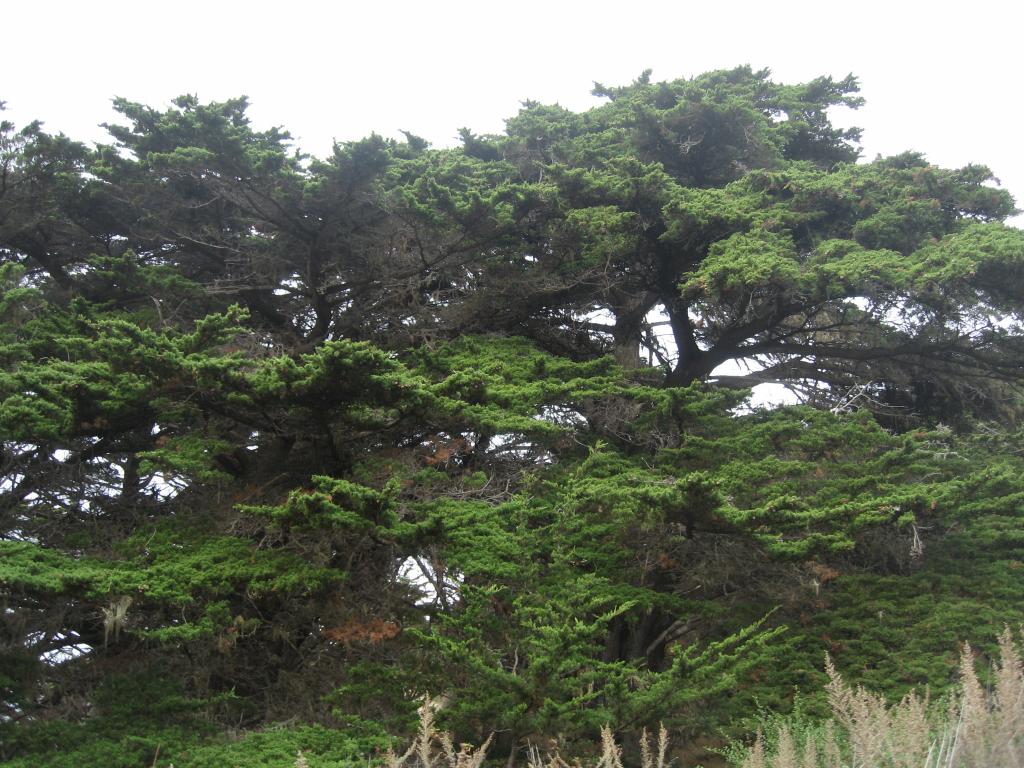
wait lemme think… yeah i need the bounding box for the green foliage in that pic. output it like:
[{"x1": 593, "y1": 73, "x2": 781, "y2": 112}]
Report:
[
  {"x1": 2, "y1": 70, "x2": 1024, "y2": 767},
  {"x1": 1, "y1": 672, "x2": 386, "y2": 768}
]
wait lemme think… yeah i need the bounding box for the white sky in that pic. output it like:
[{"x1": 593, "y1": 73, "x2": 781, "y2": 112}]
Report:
[{"x1": 4, "y1": 0, "x2": 1023, "y2": 224}]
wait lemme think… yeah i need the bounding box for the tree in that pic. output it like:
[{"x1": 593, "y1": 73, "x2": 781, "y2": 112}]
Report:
[
  {"x1": 461, "y1": 68, "x2": 1024, "y2": 421},
  {"x1": 2, "y1": 74, "x2": 1024, "y2": 767}
]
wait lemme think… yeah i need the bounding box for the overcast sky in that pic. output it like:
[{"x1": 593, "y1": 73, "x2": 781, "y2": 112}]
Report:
[{"x1": 5, "y1": 0, "x2": 1023, "y2": 223}]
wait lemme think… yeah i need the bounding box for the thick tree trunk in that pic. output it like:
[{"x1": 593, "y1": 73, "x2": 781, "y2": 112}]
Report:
[
  {"x1": 612, "y1": 327, "x2": 643, "y2": 368},
  {"x1": 121, "y1": 454, "x2": 140, "y2": 500},
  {"x1": 603, "y1": 609, "x2": 676, "y2": 670},
  {"x1": 610, "y1": 292, "x2": 656, "y2": 368},
  {"x1": 602, "y1": 616, "x2": 628, "y2": 662},
  {"x1": 665, "y1": 298, "x2": 706, "y2": 386}
]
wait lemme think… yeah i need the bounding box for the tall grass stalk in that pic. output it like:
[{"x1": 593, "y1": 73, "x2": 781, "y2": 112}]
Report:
[
  {"x1": 740, "y1": 627, "x2": 1024, "y2": 768},
  {"x1": 384, "y1": 705, "x2": 670, "y2": 768}
]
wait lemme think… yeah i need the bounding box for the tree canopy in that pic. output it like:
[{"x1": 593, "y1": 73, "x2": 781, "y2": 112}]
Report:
[{"x1": 2, "y1": 68, "x2": 1024, "y2": 767}]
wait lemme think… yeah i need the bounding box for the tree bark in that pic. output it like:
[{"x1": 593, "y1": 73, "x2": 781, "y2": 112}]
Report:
[
  {"x1": 611, "y1": 292, "x2": 656, "y2": 368},
  {"x1": 665, "y1": 298, "x2": 706, "y2": 386}
]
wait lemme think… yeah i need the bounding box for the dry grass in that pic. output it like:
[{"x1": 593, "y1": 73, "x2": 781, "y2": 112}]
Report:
[
  {"x1": 740, "y1": 627, "x2": 1024, "y2": 768},
  {"x1": 381, "y1": 697, "x2": 492, "y2": 768},
  {"x1": 379, "y1": 697, "x2": 670, "y2": 768},
  {"x1": 524, "y1": 724, "x2": 670, "y2": 768}
]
